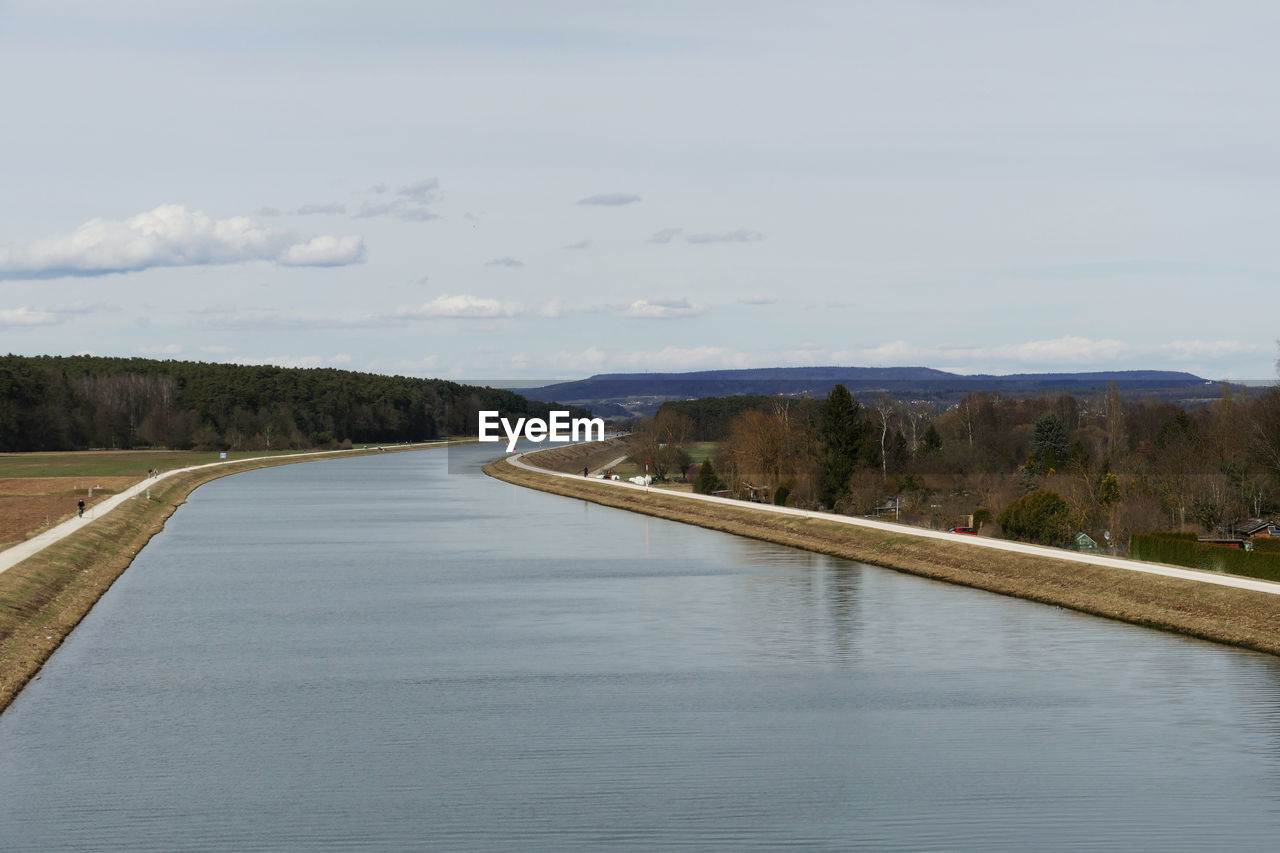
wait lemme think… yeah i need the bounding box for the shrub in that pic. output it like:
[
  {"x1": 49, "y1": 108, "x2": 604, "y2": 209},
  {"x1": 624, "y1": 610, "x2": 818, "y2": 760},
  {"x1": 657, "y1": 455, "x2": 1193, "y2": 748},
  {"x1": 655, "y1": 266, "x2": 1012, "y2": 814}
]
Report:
[
  {"x1": 774, "y1": 484, "x2": 791, "y2": 506},
  {"x1": 998, "y1": 489, "x2": 1072, "y2": 547}
]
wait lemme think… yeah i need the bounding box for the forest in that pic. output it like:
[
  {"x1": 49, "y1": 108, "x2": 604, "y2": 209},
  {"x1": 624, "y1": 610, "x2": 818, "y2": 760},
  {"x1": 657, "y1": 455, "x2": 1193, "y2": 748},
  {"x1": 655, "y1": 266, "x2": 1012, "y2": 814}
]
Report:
[
  {"x1": 639, "y1": 380, "x2": 1280, "y2": 551},
  {"x1": 0, "y1": 354, "x2": 576, "y2": 452}
]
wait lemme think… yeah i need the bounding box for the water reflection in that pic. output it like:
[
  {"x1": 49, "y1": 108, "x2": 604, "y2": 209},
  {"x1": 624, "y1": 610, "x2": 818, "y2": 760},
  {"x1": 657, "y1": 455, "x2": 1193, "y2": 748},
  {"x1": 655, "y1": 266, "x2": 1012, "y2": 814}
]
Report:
[{"x1": 4, "y1": 444, "x2": 1280, "y2": 851}]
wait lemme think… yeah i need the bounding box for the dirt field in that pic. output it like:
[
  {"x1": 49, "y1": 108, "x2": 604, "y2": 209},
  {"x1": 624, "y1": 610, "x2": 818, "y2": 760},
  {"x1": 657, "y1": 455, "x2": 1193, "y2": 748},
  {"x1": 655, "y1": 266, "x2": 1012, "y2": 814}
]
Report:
[{"x1": 0, "y1": 476, "x2": 141, "y2": 550}]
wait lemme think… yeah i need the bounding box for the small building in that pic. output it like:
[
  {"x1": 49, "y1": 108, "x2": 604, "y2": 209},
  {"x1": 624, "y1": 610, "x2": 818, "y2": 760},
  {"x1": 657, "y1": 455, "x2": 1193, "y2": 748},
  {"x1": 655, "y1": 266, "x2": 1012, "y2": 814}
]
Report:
[
  {"x1": 1232, "y1": 519, "x2": 1278, "y2": 540},
  {"x1": 1074, "y1": 532, "x2": 1098, "y2": 552}
]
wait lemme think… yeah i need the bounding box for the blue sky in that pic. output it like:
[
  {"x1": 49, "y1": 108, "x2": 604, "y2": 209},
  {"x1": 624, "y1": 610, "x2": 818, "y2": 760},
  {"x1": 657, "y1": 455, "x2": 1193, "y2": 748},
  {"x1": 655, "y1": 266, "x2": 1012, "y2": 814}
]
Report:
[{"x1": 1, "y1": 1, "x2": 1276, "y2": 380}]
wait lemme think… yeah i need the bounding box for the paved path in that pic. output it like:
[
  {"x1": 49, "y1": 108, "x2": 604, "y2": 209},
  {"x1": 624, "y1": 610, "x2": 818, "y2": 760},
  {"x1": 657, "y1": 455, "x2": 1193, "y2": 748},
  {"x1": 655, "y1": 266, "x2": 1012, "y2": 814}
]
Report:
[
  {"x1": 508, "y1": 452, "x2": 1280, "y2": 597},
  {"x1": 0, "y1": 443, "x2": 446, "y2": 576}
]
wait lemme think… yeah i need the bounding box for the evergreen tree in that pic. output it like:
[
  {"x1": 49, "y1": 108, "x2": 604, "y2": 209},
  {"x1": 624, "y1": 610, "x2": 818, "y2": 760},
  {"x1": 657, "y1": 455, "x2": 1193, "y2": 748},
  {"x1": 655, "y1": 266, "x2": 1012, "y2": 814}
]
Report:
[
  {"x1": 920, "y1": 423, "x2": 942, "y2": 454},
  {"x1": 1032, "y1": 412, "x2": 1069, "y2": 474},
  {"x1": 818, "y1": 384, "x2": 868, "y2": 508},
  {"x1": 694, "y1": 459, "x2": 722, "y2": 494}
]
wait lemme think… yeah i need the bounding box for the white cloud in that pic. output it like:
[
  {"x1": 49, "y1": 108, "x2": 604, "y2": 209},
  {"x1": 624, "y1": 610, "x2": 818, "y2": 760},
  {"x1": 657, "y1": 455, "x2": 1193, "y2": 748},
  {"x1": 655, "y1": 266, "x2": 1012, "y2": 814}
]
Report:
[
  {"x1": 536, "y1": 299, "x2": 564, "y2": 318},
  {"x1": 366, "y1": 355, "x2": 441, "y2": 376},
  {"x1": 685, "y1": 228, "x2": 763, "y2": 244},
  {"x1": 0, "y1": 307, "x2": 58, "y2": 326},
  {"x1": 534, "y1": 336, "x2": 1271, "y2": 377},
  {"x1": 276, "y1": 234, "x2": 365, "y2": 267},
  {"x1": 562, "y1": 240, "x2": 591, "y2": 250},
  {"x1": 0, "y1": 205, "x2": 365, "y2": 280},
  {"x1": 621, "y1": 298, "x2": 706, "y2": 319},
  {"x1": 226, "y1": 353, "x2": 353, "y2": 369},
  {"x1": 577, "y1": 192, "x2": 642, "y2": 206},
  {"x1": 138, "y1": 344, "x2": 182, "y2": 355},
  {"x1": 396, "y1": 293, "x2": 523, "y2": 319},
  {"x1": 485, "y1": 256, "x2": 525, "y2": 268}
]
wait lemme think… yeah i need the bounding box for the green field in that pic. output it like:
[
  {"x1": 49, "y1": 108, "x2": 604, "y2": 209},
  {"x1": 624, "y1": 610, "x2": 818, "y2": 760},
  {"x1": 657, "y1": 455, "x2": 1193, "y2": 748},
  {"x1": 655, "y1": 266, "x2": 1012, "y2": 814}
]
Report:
[
  {"x1": 0, "y1": 448, "x2": 321, "y2": 479},
  {"x1": 687, "y1": 442, "x2": 718, "y2": 463}
]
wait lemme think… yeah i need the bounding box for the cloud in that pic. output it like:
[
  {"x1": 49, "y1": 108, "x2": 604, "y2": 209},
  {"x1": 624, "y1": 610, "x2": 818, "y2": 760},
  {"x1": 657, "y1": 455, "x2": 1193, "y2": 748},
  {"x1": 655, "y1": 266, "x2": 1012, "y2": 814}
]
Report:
[
  {"x1": 621, "y1": 298, "x2": 706, "y2": 319},
  {"x1": 261, "y1": 202, "x2": 347, "y2": 216},
  {"x1": 226, "y1": 353, "x2": 354, "y2": 369},
  {"x1": 398, "y1": 180, "x2": 440, "y2": 204},
  {"x1": 0, "y1": 307, "x2": 59, "y2": 326},
  {"x1": 548, "y1": 345, "x2": 752, "y2": 373},
  {"x1": 295, "y1": 202, "x2": 347, "y2": 216},
  {"x1": 649, "y1": 227, "x2": 683, "y2": 244},
  {"x1": 138, "y1": 344, "x2": 182, "y2": 355},
  {"x1": 0, "y1": 205, "x2": 365, "y2": 280},
  {"x1": 277, "y1": 234, "x2": 366, "y2": 267},
  {"x1": 562, "y1": 240, "x2": 591, "y2": 250},
  {"x1": 788, "y1": 336, "x2": 1273, "y2": 377},
  {"x1": 189, "y1": 307, "x2": 395, "y2": 330},
  {"x1": 365, "y1": 355, "x2": 441, "y2": 376},
  {"x1": 395, "y1": 293, "x2": 523, "y2": 319},
  {"x1": 577, "y1": 192, "x2": 642, "y2": 206},
  {"x1": 737, "y1": 293, "x2": 776, "y2": 305},
  {"x1": 536, "y1": 299, "x2": 564, "y2": 318},
  {"x1": 356, "y1": 178, "x2": 440, "y2": 221},
  {"x1": 485, "y1": 256, "x2": 525, "y2": 268},
  {"x1": 685, "y1": 228, "x2": 763, "y2": 244}
]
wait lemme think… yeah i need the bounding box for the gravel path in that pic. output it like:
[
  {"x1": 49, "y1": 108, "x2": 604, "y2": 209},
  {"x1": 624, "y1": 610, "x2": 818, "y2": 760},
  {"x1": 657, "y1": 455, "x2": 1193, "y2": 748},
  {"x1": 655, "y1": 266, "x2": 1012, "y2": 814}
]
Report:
[{"x1": 508, "y1": 451, "x2": 1280, "y2": 597}]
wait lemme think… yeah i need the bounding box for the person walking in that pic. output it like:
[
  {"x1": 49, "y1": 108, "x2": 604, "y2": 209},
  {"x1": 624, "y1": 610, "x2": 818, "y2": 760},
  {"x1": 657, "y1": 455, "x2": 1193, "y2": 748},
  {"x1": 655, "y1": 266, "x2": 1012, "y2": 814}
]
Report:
[{"x1": 77, "y1": 499, "x2": 85, "y2": 518}]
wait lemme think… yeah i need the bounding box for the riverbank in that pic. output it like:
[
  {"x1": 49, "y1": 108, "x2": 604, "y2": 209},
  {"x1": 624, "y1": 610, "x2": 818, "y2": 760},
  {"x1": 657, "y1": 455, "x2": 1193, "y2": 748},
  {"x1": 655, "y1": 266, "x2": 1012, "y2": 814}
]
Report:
[
  {"x1": 485, "y1": 450, "x2": 1280, "y2": 658},
  {"x1": 0, "y1": 443, "x2": 445, "y2": 712}
]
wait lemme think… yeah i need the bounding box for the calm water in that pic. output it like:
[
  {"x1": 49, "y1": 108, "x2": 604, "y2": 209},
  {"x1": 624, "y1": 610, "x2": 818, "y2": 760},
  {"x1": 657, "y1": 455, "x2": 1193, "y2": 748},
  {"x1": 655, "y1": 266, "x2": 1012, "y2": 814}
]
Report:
[{"x1": 5, "y1": 445, "x2": 1280, "y2": 851}]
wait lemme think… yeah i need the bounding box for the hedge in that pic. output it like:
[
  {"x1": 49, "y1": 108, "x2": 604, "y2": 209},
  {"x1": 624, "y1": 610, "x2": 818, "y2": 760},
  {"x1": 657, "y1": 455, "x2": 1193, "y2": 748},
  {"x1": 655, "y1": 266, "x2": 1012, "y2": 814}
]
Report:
[{"x1": 1131, "y1": 532, "x2": 1280, "y2": 583}]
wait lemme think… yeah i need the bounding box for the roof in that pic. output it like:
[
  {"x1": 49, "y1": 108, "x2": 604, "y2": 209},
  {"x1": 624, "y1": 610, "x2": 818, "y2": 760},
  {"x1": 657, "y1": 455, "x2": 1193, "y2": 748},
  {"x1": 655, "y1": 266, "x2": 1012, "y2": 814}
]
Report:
[{"x1": 1233, "y1": 519, "x2": 1277, "y2": 536}]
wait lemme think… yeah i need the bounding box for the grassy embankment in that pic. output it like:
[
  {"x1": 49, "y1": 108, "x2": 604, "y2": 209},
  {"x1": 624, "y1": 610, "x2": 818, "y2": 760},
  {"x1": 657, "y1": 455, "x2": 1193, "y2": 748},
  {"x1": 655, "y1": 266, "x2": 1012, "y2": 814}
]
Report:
[
  {"x1": 0, "y1": 444, "x2": 440, "y2": 713},
  {"x1": 487, "y1": 446, "x2": 1280, "y2": 658}
]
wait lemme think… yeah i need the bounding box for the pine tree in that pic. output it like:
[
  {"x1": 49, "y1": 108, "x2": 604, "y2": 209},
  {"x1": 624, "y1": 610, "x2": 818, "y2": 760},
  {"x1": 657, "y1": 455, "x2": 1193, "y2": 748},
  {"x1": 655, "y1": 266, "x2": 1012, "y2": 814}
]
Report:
[
  {"x1": 695, "y1": 459, "x2": 722, "y2": 494},
  {"x1": 818, "y1": 384, "x2": 868, "y2": 508}
]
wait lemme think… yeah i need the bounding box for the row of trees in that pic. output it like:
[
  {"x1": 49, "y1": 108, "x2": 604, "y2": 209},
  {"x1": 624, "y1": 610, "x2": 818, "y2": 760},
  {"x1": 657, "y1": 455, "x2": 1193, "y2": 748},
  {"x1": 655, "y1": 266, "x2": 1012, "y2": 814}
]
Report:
[
  {"x1": 649, "y1": 379, "x2": 1280, "y2": 550},
  {"x1": 0, "y1": 355, "x2": 575, "y2": 451}
]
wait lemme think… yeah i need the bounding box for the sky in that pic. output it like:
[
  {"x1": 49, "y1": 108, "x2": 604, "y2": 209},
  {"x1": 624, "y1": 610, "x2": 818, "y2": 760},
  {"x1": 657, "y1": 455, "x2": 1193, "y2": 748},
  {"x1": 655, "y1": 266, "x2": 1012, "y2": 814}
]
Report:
[{"x1": 1, "y1": 0, "x2": 1277, "y2": 381}]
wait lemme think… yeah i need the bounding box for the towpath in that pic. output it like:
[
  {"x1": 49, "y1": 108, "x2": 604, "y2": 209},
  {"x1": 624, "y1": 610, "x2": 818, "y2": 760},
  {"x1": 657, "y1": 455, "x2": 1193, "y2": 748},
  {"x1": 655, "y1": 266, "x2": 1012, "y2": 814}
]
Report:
[{"x1": 508, "y1": 452, "x2": 1280, "y2": 597}]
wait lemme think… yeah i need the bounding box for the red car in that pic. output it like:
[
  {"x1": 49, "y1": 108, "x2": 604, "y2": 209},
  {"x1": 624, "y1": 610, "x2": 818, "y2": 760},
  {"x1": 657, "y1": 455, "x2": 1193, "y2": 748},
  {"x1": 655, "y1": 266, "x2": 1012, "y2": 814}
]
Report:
[{"x1": 950, "y1": 526, "x2": 979, "y2": 535}]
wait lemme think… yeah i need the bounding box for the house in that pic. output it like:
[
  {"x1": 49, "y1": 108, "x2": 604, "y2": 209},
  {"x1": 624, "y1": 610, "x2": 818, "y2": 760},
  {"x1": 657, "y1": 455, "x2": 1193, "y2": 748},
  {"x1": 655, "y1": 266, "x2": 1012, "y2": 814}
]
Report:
[
  {"x1": 1232, "y1": 519, "x2": 1278, "y2": 540},
  {"x1": 1074, "y1": 532, "x2": 1098, "y2": 552}
]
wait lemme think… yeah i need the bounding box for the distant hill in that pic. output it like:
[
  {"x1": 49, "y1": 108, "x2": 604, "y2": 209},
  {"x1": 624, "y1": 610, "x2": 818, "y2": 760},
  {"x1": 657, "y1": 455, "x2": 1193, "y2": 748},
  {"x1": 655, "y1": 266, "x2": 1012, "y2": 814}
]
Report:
[{"x1": 515, "y1": 366, "x2": 1214, "y2": 417}]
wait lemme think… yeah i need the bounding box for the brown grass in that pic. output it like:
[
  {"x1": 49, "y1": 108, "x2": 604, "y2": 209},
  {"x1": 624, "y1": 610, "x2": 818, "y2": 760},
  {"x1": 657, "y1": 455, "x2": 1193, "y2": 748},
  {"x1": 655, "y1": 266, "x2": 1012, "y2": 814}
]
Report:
[
  {"x1": 520, "y1": 436, "x2": 639, "y2": 475},
  {"x1": 487, "y1": 453, "x2": 1280, "y2": 658},
  {"x1": 0, "y1": 445, "x2": 436, "y2": 713},
  {"x1": 0, "y1": 476, "x2": 142, "y2": 549}
]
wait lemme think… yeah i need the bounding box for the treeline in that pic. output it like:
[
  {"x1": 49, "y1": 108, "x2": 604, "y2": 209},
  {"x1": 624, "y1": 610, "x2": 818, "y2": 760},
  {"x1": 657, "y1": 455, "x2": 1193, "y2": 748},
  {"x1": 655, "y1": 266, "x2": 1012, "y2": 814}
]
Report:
[
  {"x1": 0, "y1": 354, "x2": 579, "y2": 452},
  {"x1": 652, "y1": 380, "x2": 1280, "y2": 550}
]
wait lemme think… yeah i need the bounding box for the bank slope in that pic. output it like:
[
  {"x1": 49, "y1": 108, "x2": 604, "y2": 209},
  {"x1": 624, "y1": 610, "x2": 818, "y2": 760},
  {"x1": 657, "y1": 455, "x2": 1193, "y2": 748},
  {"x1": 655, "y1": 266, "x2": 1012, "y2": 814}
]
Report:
[{"x1": 485, "y1": 451, "x2": 1280, "y2": 657}]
